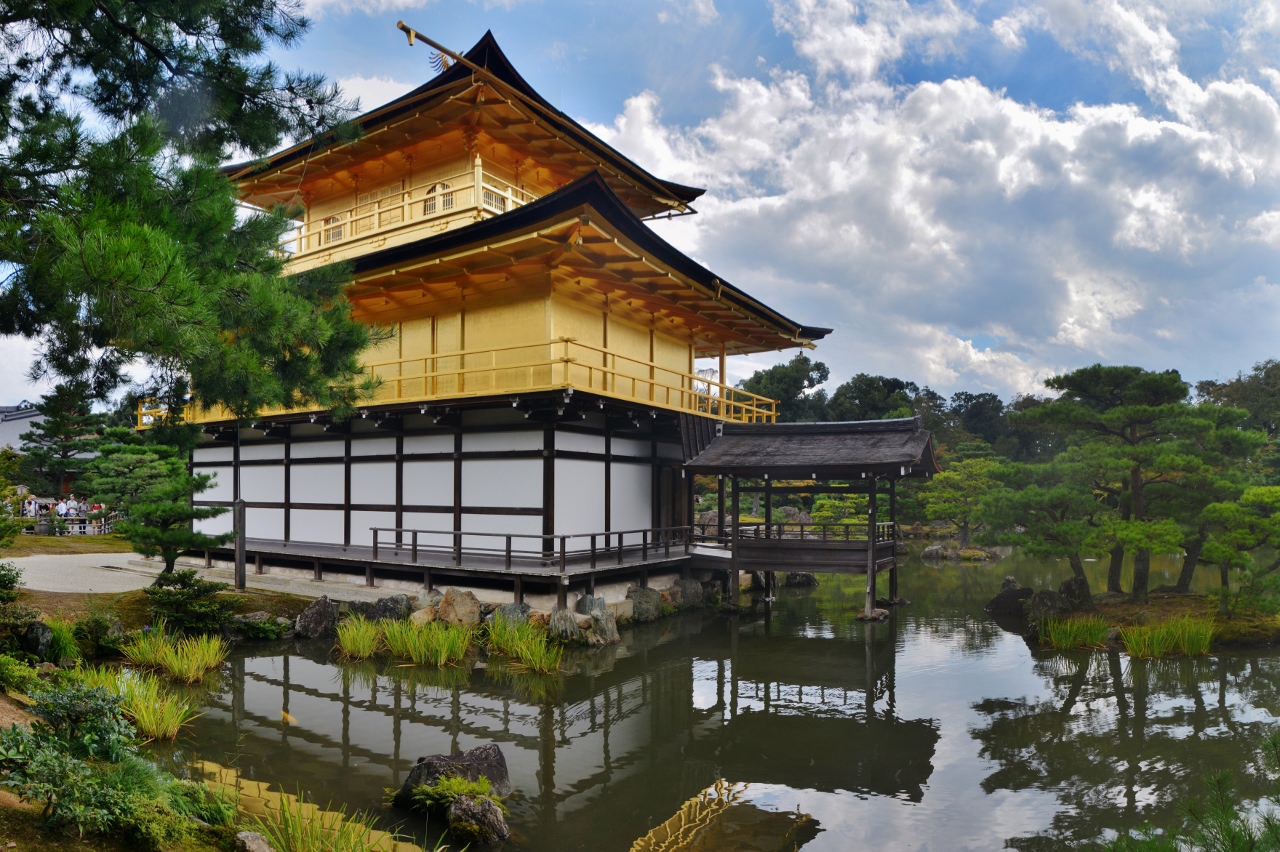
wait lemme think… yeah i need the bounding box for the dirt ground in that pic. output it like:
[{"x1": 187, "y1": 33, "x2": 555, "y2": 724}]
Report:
[{"x1": 0, "y1": 536, "x2": 136, "y2": 560}]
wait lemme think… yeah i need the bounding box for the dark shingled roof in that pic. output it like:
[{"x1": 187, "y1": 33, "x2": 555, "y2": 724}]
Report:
[{"x1": 684, "y1": 416, "x2": 940, "y2": 479}]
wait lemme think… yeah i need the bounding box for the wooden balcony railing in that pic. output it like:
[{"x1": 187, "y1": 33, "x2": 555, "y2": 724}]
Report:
[
  {"x1": 137, "y1": 338, "x2": 777, "y2": 428},
  {"x1": 277, "y1": 157, "x2": 537, "y2": 260}
]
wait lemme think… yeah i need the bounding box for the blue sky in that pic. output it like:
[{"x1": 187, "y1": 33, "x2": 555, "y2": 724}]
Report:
[{"x1": 5, "y1": 0, "x2": 1280, "y2": 403}]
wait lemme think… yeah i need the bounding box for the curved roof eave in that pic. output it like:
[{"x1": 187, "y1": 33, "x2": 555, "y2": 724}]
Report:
[
  {"x1": 222, "y1": 31, "x2": 705, "y2": 210},
  {"x1": 345, "y1": 171, "x2": 831, "y2": 345}
]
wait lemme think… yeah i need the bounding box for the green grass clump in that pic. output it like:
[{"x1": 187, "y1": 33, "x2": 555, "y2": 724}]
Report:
[
  {"x1": 158, "y1": 634, "x2": 229, "y2": 684},
  {"x1": 121, "y1": 621, "x2": 171, "y2": 668},
  {"x1": 485, "y1": 613, "x2": 562, "y2": 674},
  {"x1": 1122, "y1": 615, "x2": 1216, "y2": 659},
  {"x1": 411, "y1": 774, "x2": 507, "y2": 814},
  {"x1": 335, "y1": 616, "x2": 381, "y2": 660},
  {"x1": 249, "y1": 790, "x2": 377, "y2": 852},
  {"x1": 80, "y1": 665, "x2": 201, "y2": 740},
  {"x1": 382, "y1": 620, "x2": 472, "y2": 667},
  {"x1": 45, "y1": 615, "x2": 81, "y2": 661},
  {"x1": 1041, "y1": 615, "x2": 1112, "y2": 650}
]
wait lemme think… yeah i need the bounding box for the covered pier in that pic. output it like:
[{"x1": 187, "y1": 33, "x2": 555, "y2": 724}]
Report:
[{"x1": 684, "y1": 416, "x2": 940, "y2": 617}]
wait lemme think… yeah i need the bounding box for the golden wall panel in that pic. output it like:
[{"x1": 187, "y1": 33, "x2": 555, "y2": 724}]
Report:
[
  {"x1": 553, "y1": 298, "x2": 607, "y2": 391},
  {"x1": 463, "y1": 297, "x2": 550, "y2": 392}
]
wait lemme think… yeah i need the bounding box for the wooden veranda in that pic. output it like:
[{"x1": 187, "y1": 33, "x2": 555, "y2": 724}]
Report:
[{"x1": 683, "y1": 417, "x2": 941, "y2": 618}]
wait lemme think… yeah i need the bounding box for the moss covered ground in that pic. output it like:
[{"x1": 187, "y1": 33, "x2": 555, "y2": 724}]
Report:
[
  {"x1": 0, "y1": 534, "x2": 137, "y2": 559},
  {"x1": 17, "y1": 587, "x2": 313, "y2": 632},
  {"x1": 1092, "y1": 592, "x2": 1280, "y2": 647}
]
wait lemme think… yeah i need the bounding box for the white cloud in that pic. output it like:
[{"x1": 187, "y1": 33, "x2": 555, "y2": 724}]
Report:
[
  {"x1": 587, "y1": 0, "x2": 1280, "y2": 396},
  {"x1": 337, "y1": 75, "x2": 416, "y2": 112},
  {"x1": 658, "y1": 0, "x2": 719, "y2": 26}
]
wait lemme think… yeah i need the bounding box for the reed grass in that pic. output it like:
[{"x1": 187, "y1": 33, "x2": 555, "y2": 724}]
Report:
[
  {"x1": 335, "y1": 616, "x2": 381, "y2": 660},
  {"x1": 485, "y1": 613, "x2": 562, "y2": 674},
  {"x1": 249, "y1": 790, "x2": 378, "y2": 852},
  {"x1": 158, "y1": 634, "x2": 229, "y2": 684},
  {"x1": 1041, "y1": 615, "x2": 1111, "y2": 650},
  {"x1": 1121, "y1": 615, "x2": 1218, "y2": 659},
  {"x1": 80, "y1": 665, "x2": 201, "y2": 740},
  {"x1": 45, "y1": 616, "x2": 80, "y2": 661},
  {"x1": 121, "y1": 620, "x2": 170, "y2": 669},
  {"x1": 381, "y1": 620, "x2": 472, "y2": 667}
]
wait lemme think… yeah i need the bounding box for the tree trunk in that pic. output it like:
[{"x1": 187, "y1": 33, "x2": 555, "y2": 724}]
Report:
[
  {"x1": 1219, "y1": 560, "x2": 1230, "y2": 617},
  {"x1": 751, "y1": 492, "x2": 760, "y2": 518},
  {"x1": 1107, "y1": 544, "x2": 1125, "y2": 594},
  {"x1": 1175, "y1": 536, "x2": 1204, "y2": 593},
  {"x1": 1130, "y1": 548, "x2": 1151, "y2": 604},
  {"x1": 958, "y1": 522, "x2": 970, "y2": 548},
  {"x1": 151, "y1": 555, "x2": 177, "y2": 586},
  {"x1": 1067, "y1": 552, "x2": 1089, "y2": 586}
]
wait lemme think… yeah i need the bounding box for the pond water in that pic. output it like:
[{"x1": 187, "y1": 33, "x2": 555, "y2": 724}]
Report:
[{"x1": 148, "y1": 552, "x2": 1280, "y2": 851}]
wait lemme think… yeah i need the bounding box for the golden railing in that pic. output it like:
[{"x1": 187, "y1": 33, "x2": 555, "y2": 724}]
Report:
[
  {"x1": 277, "y1": 158, "x2": 538, "y2": 259},
  {"x1": 138, "y1": 338, "x2": 777, "y2": 428}
]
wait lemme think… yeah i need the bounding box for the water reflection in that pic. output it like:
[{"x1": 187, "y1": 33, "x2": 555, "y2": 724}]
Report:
[{"x1": 150, "y1": 552, "x2": 1280, "y2": 850}]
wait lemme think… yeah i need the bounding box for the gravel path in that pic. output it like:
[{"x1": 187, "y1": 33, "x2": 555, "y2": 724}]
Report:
[{"x1": 3, "y1": 553, "x2": 155, "y2": 594}]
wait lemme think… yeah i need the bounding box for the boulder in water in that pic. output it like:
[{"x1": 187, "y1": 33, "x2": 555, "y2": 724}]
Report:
[
  {"x1": 491, "y1": 602, "x2": 531, "y2": 624},
  {"x1": 1001, "y1": 576, "x2": 1021, "y2": 592},
  {"x1": 1024, "y1": 590, "x2": 1070, "y2": 627},
  {"x1": 589, "y1": 610, "x2": 620, "y2": 645},
  {"x1": 626, "y1": 587, "x2": 662, "y2": 622},
  {"x1": 548, "y1": 607, "x2": 580, "y2": 641},
  {"x1": 294, "y1": 596, "x2": 336, "y2": 639},
  {"x1": 784, "y1": 572, "x2": 819, "y2": 588},
  {"x1": 392, "y1": 744, "x2": 512, "y2": 809},
  {"x1": 1058, "y1": 576, "x2": 1095, "y2": 612},
  {"x1": 371, "y1": 594, "x2": 413, "y2": 622},
  {"x1": 921, "y1": 544, "x2": 945, "y2": 559},
  {"x1": 985, "y1": 586, "x2": 1034, "y2": 615},
  {"x1": 438, "y1": 589, "x2": 482, "y2": 627},
  {"x1": 447, "y1": 794, "x2": 510, "y2": 845},
  {"x1": 234, "y1": 832, "x2": 277, "y2": 852},
  {"x1": 675, "y1": 578, "x2": 705, "y2": 604}
]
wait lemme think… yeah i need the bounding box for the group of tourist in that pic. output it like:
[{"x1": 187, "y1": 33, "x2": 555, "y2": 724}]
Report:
[{"x1": 18, "y1": 494, "x2": 109, "y2": 534}]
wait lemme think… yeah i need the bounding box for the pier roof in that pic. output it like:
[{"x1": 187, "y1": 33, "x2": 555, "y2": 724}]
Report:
[{"x1": 683, "y1": 416, "x2": 940, "y2": 479}]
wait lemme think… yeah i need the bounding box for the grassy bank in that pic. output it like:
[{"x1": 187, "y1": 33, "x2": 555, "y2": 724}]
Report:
[
  {"x1": 17, "y1": 587, "x2": 313, "y2": 633},
  {"x1": 0, "y1": 534, "x2": 138, "y2": 559},
  {"x1": 1092, "y1": 592, "x2": 1280, "y2": 647}
]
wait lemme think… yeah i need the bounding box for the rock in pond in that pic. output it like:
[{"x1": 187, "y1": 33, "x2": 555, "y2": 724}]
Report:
[
  {"x1": 675, "y1": 578, "x2": 705, "y2": 603},
  {"x1": 294, "y1": 596, "x2": 336, "y2": 639},
  {"x1": 1001, "y1": 576, "x2": 1021, "y2": 591},
  {"x1": 627, "y1": 586, "x2": 662, "y2": 622},
  {"x1": 589, "y1": 610, "x2": 620, "y2": 645},
  {"x1": 447, "y1": 794, "x2": 510, "y2": 845},
  {"x1": 410, "y1": 606, "x2": 437, "y2": 625},
  {"x1": 234, "y1": 831, "x2": 277, "y2": 852},
  {"x1": 575, "y1": 594, "x2": 606, "y2": 617},
  {"x1": 490, "y1": 602, "x2": 530, "y2": 624},
  {"x1": 422, "y1": 588, "x2": 444, "y2": 609},
  {"x1": 392, "y1": 744, "x2": 512, "y2": 808},
  {"x1": 784, "y1": 572, "x2": 819, "y2": 588},
  {"x1": 1024, "y1": 589, "x2": 1070, "y2": 627},
  {"x1": 371, "y1": 594, "x2": 413, "y2": 622},
  {"x1": 1058, "y1": 576, "x2": 1095, "y2": 612},
  {"x1": 548, "y1": 607, "x2": 581, "y2": 641},
  {"x1": 985, "y1": 585, "x2": 1034, "y2": 615},
  {"x1": 920, "y1": 544, "x2": 945, "y2": 560},
  {"x1": 438, "y1": 589, "x2": 483, "y2": 627}
]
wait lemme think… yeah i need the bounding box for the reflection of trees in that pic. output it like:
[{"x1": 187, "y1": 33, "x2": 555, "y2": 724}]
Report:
[{"x1": 971, "y1": 649, "x2": 1280, "y2": 848}]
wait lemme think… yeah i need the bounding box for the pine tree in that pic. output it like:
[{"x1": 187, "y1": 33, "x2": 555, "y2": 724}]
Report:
[
  {"x1": 86, "y1": 430, "x2": 231, "y2": 575},
  {"x1": 922, "y1": 457, "x2": 997, "y2": 548},
  {"x1": 0, "y1": 1, "x2": 376, "y2": 417},
  {"x1": 19, "y1": 384, "x2": 105, "y2": 496}
]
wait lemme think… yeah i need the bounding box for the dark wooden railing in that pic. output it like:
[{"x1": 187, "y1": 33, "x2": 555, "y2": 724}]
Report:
[{"x1": 692, "y1": 521, "x2": 895, "y2": 545}]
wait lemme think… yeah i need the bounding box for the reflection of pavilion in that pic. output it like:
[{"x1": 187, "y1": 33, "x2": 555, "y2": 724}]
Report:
[{"x1": 180, "y1": 611, "x2": 937, "y2": 848}]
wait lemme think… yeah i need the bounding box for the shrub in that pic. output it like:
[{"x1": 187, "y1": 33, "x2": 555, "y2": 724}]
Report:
[
  {"x1": 336, "y1": 616, "x2": 381, "y2": 660},
  {"x1": 1041, "y1": 615, "x2": 1111, "y2": 650},
  {"x1": 166, "y1": 779, "x2": 237, "y2": 827},
  {"x1": 45, "y1": 616, "x2": 81, "y2": 662},
  {"x1": 28, "y1": 684, "x2": 135, "y2": 762},
  {"x1": 411, "y1": 773, "x2": 507, "y2": 814},
  {"x1": 0, "y1": 654, "x2": 40, "y2": 695},
  {"x1": 0, "y1": 562, "x2": 24, "y2": 603},
  {"x1": 250, "y1": 789, "x2": 378, "y2": 852},
  {"x1": 143, "y1": 569, "x2": 241, "y2": 634},
  {"x1": 80, "y1": 666, "x2": 200, "y2": 741},
  {"x1": 238, "y1": 616, "x2": 290, "y2": 640}
]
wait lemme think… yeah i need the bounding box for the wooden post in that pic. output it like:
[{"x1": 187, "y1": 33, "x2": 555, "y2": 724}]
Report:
[
  {"x1": 313, "y1": 559, "x2": 321, "y2": 582},
  {"x1": 514, "y1": 576, "x2": 524, "y2": 605},
  {"x1": 889, "y1": 479, "x2": 899, "y2": 602},
  {"x1": 719, "y1": 343, "x2": 727, "y2": 417},
  {"x1": 730, "y1": 476, "x2": 740, "y2": 606},
  {"x1": 764, "y1": 476, "x2": 773, "y2": 538},
  {"x1": 864, "y1": 481, "x2": 877, "y2": 618},
  {"x1": 204, "y1": 550, "x2": 211, "y2": 569},
  {"x1": 234, "y1": 500, "x2": 246, "y2": 591},
  {"x1": 254, "y1": 553, "x2": 263, "y2": 575},
  {"x1": 717, "y1": 475, "x2": 725, "y2": 541},
  {"x1": 365, "y1": 562, "x2": 374, "y2": 588}
]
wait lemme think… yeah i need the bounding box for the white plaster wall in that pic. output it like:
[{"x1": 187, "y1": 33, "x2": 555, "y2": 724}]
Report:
[
  {"x1": 291, "y1": 440, "x2": 345, "y2": 459},
  {"x1": 613, "y1": 437, "x2": 651, "y2": 457},
  {"x1": 403, "y1": 460, "x2": 453, "y2": 505},
  {"x1": 193, "y1": 446, "x2": 233, "y2": 463},
  {"x1": 194, "y1": 468, "x2": 231, "y2": 502},
  {"x1": 403, "y1": 433, "x2": 453, "y2": 454},
  {"x1": 460, "y1": 513, "x2": 541, "y2": 550},
  {"x1": 241, "y1": 444, "x2": 284, "y2": 460},
  {"x1": 195, "y1": 512, "x2": 233, "y2": 537},
  {"x1": 350, "y1": 510, "x2": 396, "y2": 547},
  {"x1": 290, "y1": 464, "x2": 344, "y2": 504},
  {"x1": 351, "y1": 436, "x2": 396, "y2": 456},
  {"x1": 555, "y1": 431, "x2": 606, "y2": 453},
  {"x1": 462, "y1": 459, "x2": 540, "y2": 508},
  {"x1": 464, "y1": 431, "x2": 542, "y2": 452},
  {"x1": 240, "y1": 465, "x2": 284, "y2": 503},
  {"x1": 246, "y1": 508, "x2": 284, "y2": 540},
  {"x1": 555, "y1": 458, "x2": 605, "y2": 535},
  {"x1": 290, "y1": 509, "x2": 344, "y2": 544},
  {"x1": 399, "y1": 513, "x2": 454, "y2": 548},
  {"x1": 611, "y1": 462, "x2": 651, "y2": 531},
  {"x1": 350, "y1": 461, "x2": 395, "y2": 506}
]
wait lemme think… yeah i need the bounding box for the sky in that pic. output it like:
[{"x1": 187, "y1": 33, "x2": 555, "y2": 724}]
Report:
[{"x1": 6, "y1": 0, "x2": 1280, "y2": 403}]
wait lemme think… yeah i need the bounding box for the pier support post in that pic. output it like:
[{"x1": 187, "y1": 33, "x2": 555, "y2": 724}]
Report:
[
  {"x1": 889, "y1": 478, "x2": 899, "y2": 602},
  {"x1": 514, "y1": 576, "x2": 524, "y2": 605},
  {"x1": 313, "y1": 559, "x2": 321, "y2": 582},
  {"x1": 864, "y1": 481, "x2": 878, "y2": 618},
  {"x1": 233, "y1": 499, "x2": 246, "y2": 591},
  {"x1": 730, "y1": 476, "x2": 740, "y2": 606},
  {"x1": 254, "y1": 553, "x2": 263, "y2": 575}
]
